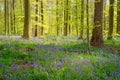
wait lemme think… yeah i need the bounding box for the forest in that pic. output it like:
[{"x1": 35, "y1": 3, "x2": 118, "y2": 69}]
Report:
[{"x1": 0, "y1": 0, "x2": 120, "y2": 80}]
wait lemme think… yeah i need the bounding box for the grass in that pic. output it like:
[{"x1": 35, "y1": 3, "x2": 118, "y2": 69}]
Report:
[
  {"x1": 0, "y1": 37, "x2": 120, "y2": 80},
  {"x1": 105, "y1": 38, "x2": 120, "y2": 48}
]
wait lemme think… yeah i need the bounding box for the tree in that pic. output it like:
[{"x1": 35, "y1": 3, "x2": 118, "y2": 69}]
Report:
[
  {"x1": 80, "y1": 0, "x2": 84, "y2": 39},
  {"x1": 4, "y1": 0, "x2": 7, "y2": 35},
  {"x1": 56, "y1": 0, "x2": 59, "y2": 36},
  {"x1": 75, "y1": 0, "x2": 78, "y2": 36},
  {"x1": 4, "y1": 0, "x2": 11, "y2": 35},
  {"x1": 35, "y1": 0, "x2": 39, "y2": 37},
  {"x1": 117, "y1": 0, "x2": 120, "y2": 34},
  {"x1": 107, "y1": 0, "x2": 114, "y2": 39},
  {"x1": 13, "y1": 0, "x2": 17, "y2": 35},
  {"x1": 103, "y1": 0, "x2": 107, "y2": 30},
  {"x1": 90, "y1": 0, "x2": 104, "y2": 46},
  {"x1": 64, "y1": 0, "x2": 69, "y2": 36},
  {"x1": 23, "y1": 0, "x2": 31, "y2": 39},
  {"x1": 40, "y1": 0, "x2": 44, "y2": 35},
  {"x1": 86, "y1": 0, "x2": 90, "y2": 53}
]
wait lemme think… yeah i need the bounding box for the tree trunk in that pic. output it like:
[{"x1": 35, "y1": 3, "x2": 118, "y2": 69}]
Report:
[
  {"x1": 75, "y1": 0, "x2": 78, "y2": 36},
  {"x1": 86, "y1": 0, "x2": 90, "y2": 53},
  {"x1": 117, "y1": 0, "x2": 120, "y2": 34},
  {"x1": 56, "y1": 0, "x2": 59, "y2": 36},
  {"x1": 64, "y1": 0, "x2": 68, "y2": 36},
  {"x1": 35, "y1": 0, "x2": 39, "y2": 37},
  {"x1": 107, "y1": 0, "x2": 114, "y2": 39},
  {"x1": 40, "y1": 0, "x2": 44, "y2": 35},
  {"x1": 103, "y1": 0, "x2": 107, "y2": 30},
  {"x1": 4, "y1": 0, "x2": 7, "y2": 35},
  {"x1": 23, "y1": 0, "x2": 31, "y2": 39},
  {"x1": 80, "y1": 0, "x2": 84, "y2": 39},
  {"x1": 90, "y1": 0, "x2": 104, "y2": 46},
  {"x1": 13, "y1": 0, "x2": 17, "y2": 35}
]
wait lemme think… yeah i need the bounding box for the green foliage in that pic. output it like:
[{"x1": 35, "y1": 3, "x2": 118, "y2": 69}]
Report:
[{"x1": 0, "y1": 38, "x2": 120, "y2": 80}]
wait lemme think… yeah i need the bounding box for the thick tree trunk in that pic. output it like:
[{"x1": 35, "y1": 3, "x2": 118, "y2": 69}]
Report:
[
  {"x1": 90, "y1": 0, "x2": 104, "y2": 46},
  {"x1": 23, "y1": 0, "x2": 31, "y2": 39}
]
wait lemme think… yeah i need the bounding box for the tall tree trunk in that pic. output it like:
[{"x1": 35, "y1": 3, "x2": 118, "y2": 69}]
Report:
[
  {"x1": 103, "y1": 0, "x2": 107, "y2": 30},
  {"x1": 68, "y1": 15, "x2": 71, "y2": 35},
  {"x1": 10, "y1": 0, "x2": 13, "y2": 34},
  {"x1": 35, "y1": 0, "x2": 39, "y2": 37},
  {"x1": 64, "y1": 0, "x2": 68, "y2": 36},
  {"x1": 86, "y1": 0, "x2": 90, "y2": 53},
  {"x1": 13, "y1": 0, "x2": 17, "y2": 35},
  {"x1": 23, "y1": 0, "x2": 31, "y2": 39},
  {"x1": 8, "y1": 0, "x2": 11, "y2": 35},
  {"x1": 56, "y1": 0, "x2": 59, "y2": 36},
  {"x1": 107, "y1": 0, "x2": 114, "y2": 39},
  {"x1": 75, "y1": 0, "x2": 78, "y2": 36},
  {"x1": 40, "y1": 0, "x2": 44, "y2": 35},
  {"x1": 4, "y1": 0, "x2": 7, "y2": 35},
  {"x1": 80, "y1": 0, "x2": 84, "y2": 39},
  {"x1": 117, "y1": 0, "x2": 120, "y2": 34},
  {"x1": 90, "y1": 0, "x2": 104, "y2": 46}
]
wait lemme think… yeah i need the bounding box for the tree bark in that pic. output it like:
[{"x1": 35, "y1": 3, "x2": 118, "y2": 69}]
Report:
[
  {"x1": 117, "y1": 0, "x2": 120, "y2": 34},
  {"x1": 64, "y1": 0, "x2": 69, "y2": 36},
  {"x1": 80, "y1": 0, "x2": 84, "y2": 39},
  {"x1": 35, "y1": 0, "x2": 39, "y2": 37},
  {"x1": 23, "y1": 0, "x2": 31, "y2": 39},
  {"x1": 40, "y1": 0, "x2": 44, "y2": 35},
  {"x1": 107, "y1": 0, "x2": 114, "y2": 39},
  {"x1": 90, "y1": 0, "x2": 104, "y2": 46}
]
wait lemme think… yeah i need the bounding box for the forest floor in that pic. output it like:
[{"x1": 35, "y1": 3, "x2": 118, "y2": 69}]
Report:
[{"x1": 0, "y1": 35, "x2": 120, "y2": 80}]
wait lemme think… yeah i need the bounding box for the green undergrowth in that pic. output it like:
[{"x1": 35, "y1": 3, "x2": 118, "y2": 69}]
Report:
[
  {"x1": 105, "y1": 38, "x2": 120, "y2": 48},
  {"x1": 0, "y1": 38, "x2": 120, "y2": 80}
]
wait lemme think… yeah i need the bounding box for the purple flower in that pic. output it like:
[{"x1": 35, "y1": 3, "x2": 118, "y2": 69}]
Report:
[
  {"x1": 26, "y1": 77, "x2": 29, "y2": 80},
  {"x1": 75, "y1": 67, "x2": 80, "y2": 72},
  {"x1": 61, "y1": 58, "x2": 65, "y2": 63},
  {"x1": 11, "y1": 64, "x2": 18, "y2": 70},
  {"x1": 13, "y1": 77, "x2": 18, "y2": 80},
  {"x1": 112, "y1": 72, "x2": 116, "y2": 76},
  {"x1": 94, "y1": 71, "x2": 97, "y2": 74},
  {"x1": 0, "y1": 64, "x2": 5, "y2": 68},
  {"x1": 118, "y1": 62, "x2": 120, "y2": 67},
  {"x1": 31, "y1": 62, "x2": 38, "y2": 68},
  {"x1": 107, "y1": 77, "x2": 111, "y2": 80},
  {"x1": 57, "y1": 63, "x2": 64, "y2": 70}
]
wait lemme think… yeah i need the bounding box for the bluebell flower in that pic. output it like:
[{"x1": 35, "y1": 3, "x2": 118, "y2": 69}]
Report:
[
  {"x1": 112, "y1": 72, "x2": 116, "y2": 76},
  {"x1": 13, "y1": 77, "x2": 18, "y2": 80},
  {"x1": 31, "y1": 62, "x2": 38, "y2": 68},
  {"x1": 118, "y1": 75, "x2": 120, "y2": 79},
  {"x1": 26, "y1": 77, "x2": 29, "y2": 80},
  {"x1": 61, "y1": 58, "x2": 65, "y2": 63},
  {"x1": 0, "y1": 64, "x2": 5, "y2": 68},
  {"x1": 57, "y1": 63, "x2": 64, "y2": 70},
  {"x1": 107, "y1": 77, "x2": 111, "y2": 80}
]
